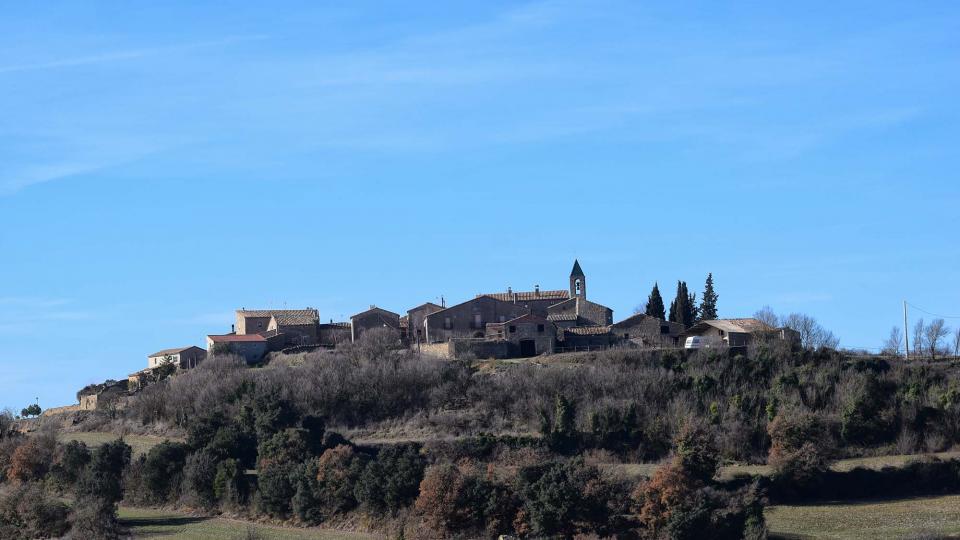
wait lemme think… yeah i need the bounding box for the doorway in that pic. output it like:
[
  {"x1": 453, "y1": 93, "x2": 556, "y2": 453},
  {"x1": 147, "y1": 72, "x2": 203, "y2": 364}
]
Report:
[{"x1": 519, "y1": 339, "x2": 536, "y2": 357}]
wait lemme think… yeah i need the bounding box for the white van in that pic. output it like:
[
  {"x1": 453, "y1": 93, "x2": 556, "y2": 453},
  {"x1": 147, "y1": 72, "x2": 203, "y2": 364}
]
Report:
[{"x1": 684, "y1": 336, "x2": 716, "y2": 349}]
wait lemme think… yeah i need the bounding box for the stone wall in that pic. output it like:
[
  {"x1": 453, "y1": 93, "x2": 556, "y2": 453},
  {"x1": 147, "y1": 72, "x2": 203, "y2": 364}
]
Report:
[{"x1": 450, "y1": 339, "x2": 510, "y2": 360}]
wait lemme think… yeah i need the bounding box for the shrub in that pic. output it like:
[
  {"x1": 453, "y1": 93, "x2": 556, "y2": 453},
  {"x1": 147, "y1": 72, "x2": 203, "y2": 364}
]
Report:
[
  {"x1": 516, "y1": 458, "x2": 627, "y2": 538},
  {"x1": 141, "y1": 441, "x2": 188, "y2": 503},
  {"x1": 213, "y1": 458, "x2": 244, "y2": 507},
  {"x1": 767, "y1": 412, "x2": 834, "y2": 487},
  {"x1": 49, "y1": 439, "x2": 92, "y2": 491},
  {"x1": 315, "y1": 444, "x2": 365, "y2": 517},
  {"x1": 674, "y1": 421, "x2": 720, "y2": 482},
  {"x1": 257, "y1": 460, "x2": 297, "y2": 517},
  {"x1": 0, "y1": 483, "x2": 71, "y2": 540},
  {"x1": 184, "y1": 449, "x2": 219, "y2": 508},
  {"x1": 354, "y1": 443, "x2": 425, "y2": 515},
  {"x1": 6, "y1": 433, "x2": 56, "y2": 483}
]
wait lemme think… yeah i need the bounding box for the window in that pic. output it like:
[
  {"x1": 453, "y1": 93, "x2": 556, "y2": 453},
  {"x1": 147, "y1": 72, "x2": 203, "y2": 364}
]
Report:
[
  {"x1": 660, "y1": 325, "x2": 670, "y2": 334},
  {"x1": 575, "y1": 279, "x2": 582, "y2": 296},
  {"x1": 499, "y1": 315, "x2": 506, "y2": 322},
  {"x1": 473, "y1": 313, "x2": 482, "y2": 328},
  {"x1": 509, "y1": 325, "x2": 516, "y2": 333},
  {"x1": 624, "y1": 333, "x2": 630, "y2": 339},
  {"x1": 444, "y1": 317, "x2": 452, "y2": 330},
  {"x1": 537, "y1": 324, "x2": 545, "y2": 333}
]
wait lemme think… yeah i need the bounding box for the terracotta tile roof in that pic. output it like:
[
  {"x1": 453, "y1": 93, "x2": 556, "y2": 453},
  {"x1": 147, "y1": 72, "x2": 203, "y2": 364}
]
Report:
[
  {"x1": 238, "y1": 309, "x2": 318, "y2": 320},
  {"x1": 697, "y1": 318, "x2": 773, "y2": 334},
  {"x1": 271, "y1": 312, "x2": 319, "y2": 326},
  {"x1": 208, "y1": 334, "x2": 267, "y2": 343},
  {"x1": 148, "y1": 346, "x2": 197, "y2": 358},
  {"x1": 564, "y1": 326, "x2": 612, "y2": 336},
  {"x1": 480, "y1": 290, "x2": 569, "y2": 302},
  {"x1": 547, "y1": 313, "x2": 578, "y2": 322}
]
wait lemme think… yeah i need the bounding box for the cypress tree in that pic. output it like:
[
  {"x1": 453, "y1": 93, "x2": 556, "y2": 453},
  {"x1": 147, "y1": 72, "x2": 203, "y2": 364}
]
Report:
[
  {"x1": 700, "y1": 273, "x2": 718, "y2": 320},
  {"x1": 645, "y1": 283, "x2": 666, "y2": 320},
  {"x1": 669, "y1": 281, "x2": 698, "y2": 328}
]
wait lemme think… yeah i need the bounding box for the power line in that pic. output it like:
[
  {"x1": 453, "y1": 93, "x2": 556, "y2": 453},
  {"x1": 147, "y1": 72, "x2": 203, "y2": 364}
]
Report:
[{"x1": 905, "y1": 302, "x2": 960, "y2": 320}]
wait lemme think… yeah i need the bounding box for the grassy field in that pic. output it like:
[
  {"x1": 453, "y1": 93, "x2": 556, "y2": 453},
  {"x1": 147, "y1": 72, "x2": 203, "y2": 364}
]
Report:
[
  {"x1": 61, "y1": 431, "x2": 182, "y2": 457},
  {"x1": 119, "y1": 507, "x2": 378, "y2": 539},
  {"x1": 766, "y1": 495, "x2": 960, "y2": 539},
  {"x1": 608, "y1": 450, "x2": 960, "y2": 480}
]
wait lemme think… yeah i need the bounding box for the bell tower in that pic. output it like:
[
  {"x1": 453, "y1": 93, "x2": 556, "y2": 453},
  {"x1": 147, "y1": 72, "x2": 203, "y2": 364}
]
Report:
[{"x1": 569, "y1": 259, "x2": 586, "y2": 299}]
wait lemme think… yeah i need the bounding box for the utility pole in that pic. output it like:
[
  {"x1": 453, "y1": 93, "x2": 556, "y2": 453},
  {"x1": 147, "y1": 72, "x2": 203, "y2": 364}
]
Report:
[{"x1": 903, "y1": 300, "x2": 909, "y2": 360}]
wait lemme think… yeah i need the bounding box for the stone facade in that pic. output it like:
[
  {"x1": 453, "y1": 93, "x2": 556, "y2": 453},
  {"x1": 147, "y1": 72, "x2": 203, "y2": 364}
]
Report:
[
  {"x1": 350, "y1": 306, "x2": 401, "y2": 342},
  {"x1": 611, "y1": 314, "x2": 684, "y2": 347},
  {"x1": 424, "y1": 295, "x2": 530, "y2": 343},
  {"x1": 485, "y1": 314, "x2": 556, "y2": 356},
  {"x1": 318, "y1": 322, "x2": 352, "y2": 346},
  {"x1": 546, "y1": 297, "x2": 613, "y2": 327},
  {"x1": 407, "y1": 302, "x2": 444, "y2": 345}
]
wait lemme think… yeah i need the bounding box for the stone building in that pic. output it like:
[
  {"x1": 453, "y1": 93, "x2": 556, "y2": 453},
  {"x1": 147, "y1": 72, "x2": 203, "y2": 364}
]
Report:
[
  {"x1": 406, "y1": 302, "x2": 444, "y2": 345},
  {"x1": 350, "y1": 306, "x2": 401, "y2": 342},
  {"x1": 236, "y1": 309, "x2": 319, "y2": 337},
  {"x1": 424, "y1": 295, "x2": 530, "y2": 343},
  {"x1": 206, "y1": 333, "x2": 269, "y2": 363},
  {"x1": 147, "y1": 346, "x2": 207, "y2": 369},
  {"x1": 611, "y1": 314, "x2": 684, "y2": 347},
  {"x1": 680, "y1": 318, "x2": 797, "y2": 348},
  {"x1": 318, "y1": 321, "x2": 352, "y2": 346},
  {"x1": 484, "y1": 313, "x2": 557, "y2": 356}
]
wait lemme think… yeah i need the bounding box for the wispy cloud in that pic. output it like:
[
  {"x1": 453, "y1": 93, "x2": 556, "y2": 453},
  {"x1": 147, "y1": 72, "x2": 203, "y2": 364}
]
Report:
[{"x1": 0, "y1": 35, "x2": 268, "y2": 75}]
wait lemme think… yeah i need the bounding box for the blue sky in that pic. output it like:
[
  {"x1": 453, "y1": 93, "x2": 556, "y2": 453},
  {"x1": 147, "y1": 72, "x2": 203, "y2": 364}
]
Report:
[{"x1": 1, "y1": 1, "x2": 959, "y2": 411}]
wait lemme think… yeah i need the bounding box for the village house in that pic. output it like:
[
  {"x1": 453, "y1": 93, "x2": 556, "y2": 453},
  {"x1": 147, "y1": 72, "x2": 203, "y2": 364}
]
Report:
[
  {"x1": 406, "y1": 302, "x2": 444, "y2": 345},
  {"x1": 147, "y1": 346, "x2": 207, "y2": 369},
  {"x1": 350, "y1": 306, "x2": 401, "y2": 342},
  {"x1": 681, "y1": 318, "x2": 799, "y2": 347},
  {"x1": 235, "y1": 308, "x2": 320, "y2": 347},
  {"x1": 611, "y1": 313, "x2": 685, "y2": 347},
  {"x1": 484, "y1": 313, "x2": 557, "y2": 356},
  {"x1": 206, "y1": 333, "x2": 269, "y2": 363},
  {"x1": 318, "y1": 321, "x2": 352, "y2": 346}
]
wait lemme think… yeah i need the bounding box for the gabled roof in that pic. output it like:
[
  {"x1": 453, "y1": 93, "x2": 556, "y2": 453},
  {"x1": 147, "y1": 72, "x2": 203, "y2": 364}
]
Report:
[
  {"x1": 570, "y1": 259, "x2": 585, "y2": 277},
  {"x1": 238, "y1": 309, "x2": 318, "y2": 320},
  {"x1": 208, "y1": 334, "x2": 267, "y2": 343},
  {"x1": 564, "y1": 325, "x2": 611, "y2": 336},
  {"x1": 270, "y1": 311, "x2": 319, "y2": 327},
  {"x1": 689, "y1": 318, "x2": 774, "y2": 334},
  {"x1": 547, "y1": 313, "x2": 578, "y2": 322},
  {"x1": 148, "y1": 346, "x2": 200, "y2": 358},
  {"x1": 407, "y1": 302, "x2": 443, "y2": 313},
  {"x1": 480, "y1": 290, "x2": 569, "y2": 302},
  {"x1": 350, "y1": 306, "x2": 400, "y2": 319}
]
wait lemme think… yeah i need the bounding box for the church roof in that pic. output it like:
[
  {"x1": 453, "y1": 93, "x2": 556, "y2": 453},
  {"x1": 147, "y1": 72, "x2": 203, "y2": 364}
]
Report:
[{"x1": 570, "y1": 259, "x2": 585, "y2": 277}]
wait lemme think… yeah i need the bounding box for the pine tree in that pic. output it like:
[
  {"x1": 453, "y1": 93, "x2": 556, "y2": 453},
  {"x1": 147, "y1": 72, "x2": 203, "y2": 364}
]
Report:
[
  {"x1": 645, "y1": 282, "x2": 666, "y2": 320},
  {"x1": 700, "y1": 273, "x2": 718, "y2": 320}
]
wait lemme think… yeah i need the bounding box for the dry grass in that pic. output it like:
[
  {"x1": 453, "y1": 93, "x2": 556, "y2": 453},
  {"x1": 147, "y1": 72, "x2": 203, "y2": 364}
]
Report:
[
  {"x1": 119, "y1": 506, "x2": 378, "y2": 539},
  {"x1": 605, "y1": 450, "x2": 960, "y2": 481},
  {"x1": 60, "y1": 431, "x2": 181, "y2": 457},
  {"x1": 766, "y1": 495, "x2": 960, "y2": 539}
]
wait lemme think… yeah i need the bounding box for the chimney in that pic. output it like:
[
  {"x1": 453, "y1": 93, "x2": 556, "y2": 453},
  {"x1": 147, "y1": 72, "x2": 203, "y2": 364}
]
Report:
[
  {"x1": 231, "y1": 324, "x2": 235, "y2": 334},
  {"x1": 507, "y1": 286, "x2": 512, "y2": 294},
  {"x1": 441, "y1": 296, "x2": 446, "y2": 308},
  {"x1": 535, "y1": 284, "x2": 540, "y2": 297},
  {"x1": 370, "y1": 304, "x2": 376, "y2": 310}
]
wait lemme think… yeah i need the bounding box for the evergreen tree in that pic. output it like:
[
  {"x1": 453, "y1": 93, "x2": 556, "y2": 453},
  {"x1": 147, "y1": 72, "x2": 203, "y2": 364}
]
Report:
[
  {"x1": 645, "y1": 283, "x2": 666, "y2": 320},
  {"x1": 700, "y1": 273, "x2": 718, "y2": 320},
  {"x1": 669, "y1": 281, "x2": 698, "y2": 328}
]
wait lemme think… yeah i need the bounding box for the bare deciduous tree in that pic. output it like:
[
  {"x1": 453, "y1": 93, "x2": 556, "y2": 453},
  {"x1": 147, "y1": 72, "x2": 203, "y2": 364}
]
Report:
[
  {"x1": 924, "y1": 318, "x2": 949, "y2": 359},
  {"x1": 954, "y1": 327, "x2": 960, "y2": 358},
  {"x1": 912, "y1": 319, "x2": 925, "y2": 357},
  {"x1": 882, "y1": 326, "x2": 903, "y2": 356},
  {"x1": 753, "y1": 306, "x2": 779, "y2": 328},
  {"x1": 782, "y1": 312, "x2": 840, "y2": 350}
]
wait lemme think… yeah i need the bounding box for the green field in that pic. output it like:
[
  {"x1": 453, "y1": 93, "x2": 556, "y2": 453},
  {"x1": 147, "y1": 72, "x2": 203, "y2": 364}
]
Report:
[
  {"x1": 767, "y1": 495, "x2": 960, "y2": 539},
  {"x1": 61, "y1": 431, "x2": 182, "y2": 457},
  {"x1": 119, "y1": 507, "x2": 378, "y2": 539}
]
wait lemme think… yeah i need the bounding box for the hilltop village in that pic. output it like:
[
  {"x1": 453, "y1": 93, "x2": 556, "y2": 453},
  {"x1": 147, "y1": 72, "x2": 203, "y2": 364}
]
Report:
[
  {"x1": 65, "y1": 261, "x2": 798, "y2": 411},
  {"x1": 129, "y1": 261, "x2": 797, "y2": 378}
]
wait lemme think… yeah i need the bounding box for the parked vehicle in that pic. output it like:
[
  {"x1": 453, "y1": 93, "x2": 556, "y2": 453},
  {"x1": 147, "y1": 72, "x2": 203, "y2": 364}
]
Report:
[{"x1": 684, "y1": 335, "x2": 720, "y2": 349}]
